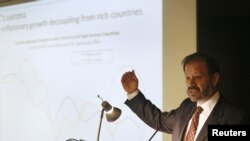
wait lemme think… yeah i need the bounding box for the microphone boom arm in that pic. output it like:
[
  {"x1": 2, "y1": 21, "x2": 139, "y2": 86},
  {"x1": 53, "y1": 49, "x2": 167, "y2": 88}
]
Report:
[{"x1": 97, "y1": 108, "x2": 105, "y2": 141}]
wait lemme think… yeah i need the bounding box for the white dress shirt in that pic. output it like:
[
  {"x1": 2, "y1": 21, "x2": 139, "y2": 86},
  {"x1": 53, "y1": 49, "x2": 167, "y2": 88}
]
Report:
[{"x1": 184, "y1": 91, "x2": 220, "y2": 140}]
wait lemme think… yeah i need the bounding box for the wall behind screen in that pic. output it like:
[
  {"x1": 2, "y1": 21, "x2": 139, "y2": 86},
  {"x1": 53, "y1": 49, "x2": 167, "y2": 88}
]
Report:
[{"x1": 163, "y1": 0, "x2": 196, "y2": 140}]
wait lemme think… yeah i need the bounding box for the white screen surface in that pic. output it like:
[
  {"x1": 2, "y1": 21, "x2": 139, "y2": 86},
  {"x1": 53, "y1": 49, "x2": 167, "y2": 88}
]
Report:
[{"x1": 0, "y1": 0, "x2": 163, "y2": 141}]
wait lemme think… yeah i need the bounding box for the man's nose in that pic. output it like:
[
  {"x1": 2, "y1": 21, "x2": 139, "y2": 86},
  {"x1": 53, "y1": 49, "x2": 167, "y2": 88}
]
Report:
[{"x1": 187, "y1": 78, "x2": 195, "y2": 86}]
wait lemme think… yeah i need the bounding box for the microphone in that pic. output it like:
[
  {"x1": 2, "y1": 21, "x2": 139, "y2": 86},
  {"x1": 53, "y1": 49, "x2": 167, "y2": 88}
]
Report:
[{"x1": 148, "y1": 116, "x2": 168, "y2": 141}]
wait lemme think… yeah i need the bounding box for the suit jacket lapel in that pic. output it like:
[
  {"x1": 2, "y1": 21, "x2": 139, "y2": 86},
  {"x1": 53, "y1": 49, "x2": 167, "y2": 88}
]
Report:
[{"x1": 179, "y1": 105, "x2": 197, "y2": 141}]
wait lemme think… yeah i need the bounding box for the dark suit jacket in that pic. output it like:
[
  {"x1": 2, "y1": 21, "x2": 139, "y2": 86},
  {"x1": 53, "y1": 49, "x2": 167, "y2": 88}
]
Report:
[{"x1": 125, "y1": 91, "x2": 249, "y2": 141}]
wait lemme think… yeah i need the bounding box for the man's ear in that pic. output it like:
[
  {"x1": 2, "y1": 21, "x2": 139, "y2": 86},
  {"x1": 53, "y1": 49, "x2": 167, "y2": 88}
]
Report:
[{"x1": 212, "y1": 72, "x2": 220, "y2": 86}]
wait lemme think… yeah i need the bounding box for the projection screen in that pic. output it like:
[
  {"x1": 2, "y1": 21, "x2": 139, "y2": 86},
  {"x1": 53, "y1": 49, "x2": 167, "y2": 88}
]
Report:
[{"x1": 0, "y1": 0, "x2": 163, "y2": 141}]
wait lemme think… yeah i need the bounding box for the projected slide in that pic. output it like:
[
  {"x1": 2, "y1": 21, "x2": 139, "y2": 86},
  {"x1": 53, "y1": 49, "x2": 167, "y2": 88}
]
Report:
[{"x1": 0, "y1": 0, "x2": 162, "y2": 141}]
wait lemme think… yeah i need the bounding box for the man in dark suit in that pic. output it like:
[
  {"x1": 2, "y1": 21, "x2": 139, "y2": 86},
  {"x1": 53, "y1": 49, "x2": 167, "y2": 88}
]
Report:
[{"x1": 121, "y1": 52, "x2": 249, "y2": 141}]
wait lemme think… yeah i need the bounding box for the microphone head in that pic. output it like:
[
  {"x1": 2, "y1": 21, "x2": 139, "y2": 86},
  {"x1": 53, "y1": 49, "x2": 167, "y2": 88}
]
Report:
[{"x1": 101, "y1": 101, "x2": 112, "y2": 112}]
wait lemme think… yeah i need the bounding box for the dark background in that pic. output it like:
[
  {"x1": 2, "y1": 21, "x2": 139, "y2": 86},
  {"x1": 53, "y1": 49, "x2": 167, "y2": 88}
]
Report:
[{"x1": 197, "y1": 0, "x2": 250, "y2": 114}]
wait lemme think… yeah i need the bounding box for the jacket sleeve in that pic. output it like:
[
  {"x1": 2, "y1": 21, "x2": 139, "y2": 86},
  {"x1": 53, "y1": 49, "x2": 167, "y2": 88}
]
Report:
[{"x1": 125, "y1": 91, "x2": 178, "y2": 133}]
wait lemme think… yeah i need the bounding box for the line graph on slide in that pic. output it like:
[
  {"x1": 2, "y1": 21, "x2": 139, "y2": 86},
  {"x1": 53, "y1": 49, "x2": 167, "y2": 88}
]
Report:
[
  {"x1": 0, "y1": 1, "x2": 163, "y2": 140},
  {"x1": 0, "y1": 59, "x2": 152, "y2": 141}
]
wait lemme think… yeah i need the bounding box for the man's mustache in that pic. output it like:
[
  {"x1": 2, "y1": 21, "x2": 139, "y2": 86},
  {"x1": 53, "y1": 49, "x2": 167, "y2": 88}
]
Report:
[{"x1": 188, "y1": 86, "x2": 200, "y2": 91}]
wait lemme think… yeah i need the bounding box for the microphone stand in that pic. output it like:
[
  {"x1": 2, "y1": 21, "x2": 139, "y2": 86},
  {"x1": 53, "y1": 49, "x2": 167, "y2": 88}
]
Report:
[
  {"x1": 148, "y1": 126, "x2": 160, "y2": 141},
  {"x1": 97, "y1": 108, "x2": 104, "y2": 141},
  {"x1": 148, "y1": 116, "x2": 169, "y2": 141}
]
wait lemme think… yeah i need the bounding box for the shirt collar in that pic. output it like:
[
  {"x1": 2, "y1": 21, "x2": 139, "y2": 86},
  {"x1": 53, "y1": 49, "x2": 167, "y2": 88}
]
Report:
[{"x1": 197, "y1": 91, "x2": 220, "y2": 115}]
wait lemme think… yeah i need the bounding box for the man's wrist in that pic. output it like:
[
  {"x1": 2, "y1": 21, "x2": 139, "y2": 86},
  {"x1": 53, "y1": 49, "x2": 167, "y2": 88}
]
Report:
[{"x1": 127, "y1": 90, "x2": 139, "y2": 100}]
